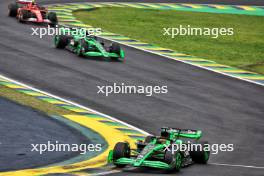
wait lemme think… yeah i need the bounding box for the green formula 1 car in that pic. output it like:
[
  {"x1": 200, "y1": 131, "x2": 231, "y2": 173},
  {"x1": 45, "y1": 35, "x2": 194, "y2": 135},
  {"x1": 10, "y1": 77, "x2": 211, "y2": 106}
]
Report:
[
  {"x1": 108, "y1": 127, "x2": 210, "y2": 172},
  {"x1": 54, "y1": 28, "x2": 125, "y2": 61}
]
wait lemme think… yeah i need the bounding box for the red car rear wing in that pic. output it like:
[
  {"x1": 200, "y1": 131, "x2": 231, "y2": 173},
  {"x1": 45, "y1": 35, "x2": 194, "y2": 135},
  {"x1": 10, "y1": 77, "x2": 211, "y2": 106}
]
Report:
[{"x1": 16, "y1": 0, "x2": 33, "y2": 5}]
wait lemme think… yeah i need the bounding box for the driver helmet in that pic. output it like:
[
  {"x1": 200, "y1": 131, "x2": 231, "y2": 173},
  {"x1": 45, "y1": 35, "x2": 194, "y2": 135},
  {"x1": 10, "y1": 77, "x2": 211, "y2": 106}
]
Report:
[{"x1": 31, "y1": 0, "x2": 37, "y2": 6}]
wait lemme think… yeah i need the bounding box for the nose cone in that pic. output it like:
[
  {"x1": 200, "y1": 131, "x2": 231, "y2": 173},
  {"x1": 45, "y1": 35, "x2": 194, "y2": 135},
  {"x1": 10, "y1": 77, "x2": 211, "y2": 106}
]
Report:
[
  {"x1": 103, "y1": 52, "x2": 109, "y2": 57},
  {"x1": 133, "y1": 161, "x2": 141, "y2": 167},
  {"x1": 133, "y1": 157, "x2": 144, "y2": 167},
  {"x1": 35, "y1": 11, "x2": 44, "y2": 22}
]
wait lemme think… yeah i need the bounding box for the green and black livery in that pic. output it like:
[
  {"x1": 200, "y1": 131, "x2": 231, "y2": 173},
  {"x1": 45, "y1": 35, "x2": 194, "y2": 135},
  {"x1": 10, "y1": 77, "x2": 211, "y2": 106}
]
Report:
[
  {"x1": 54, "y1": 27, "x2": 125, "y2": 61},
  {"x1": 108, "y1": 127, "x2": 210, "y2": 172}
]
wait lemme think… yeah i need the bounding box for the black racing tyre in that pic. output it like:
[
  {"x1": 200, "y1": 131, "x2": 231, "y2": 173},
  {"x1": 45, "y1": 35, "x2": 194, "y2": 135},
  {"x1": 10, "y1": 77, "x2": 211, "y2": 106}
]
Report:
[
  {"x1": 190, "y1": 141, "x2": 210, "y2": 164},
  {"x1": 76, "y1": 39, "x2": 89, "y2": 57},
  {"x1": 164, "y1": 149, "x2": 182, "y2": 172},
  {"x1": 110, "y1": 43, "x2": 121, "y2": 55},
  {"x1": 80, "y1": 39, "x2": 89, "y2": 52},
  {"x1": 47, "y1": 12, "x2": 58, "y2": 27},
  {"x1": 54, "y1": 35, "x2": 72, "y2": 49},
  {"x1": 18, "y1": 10, "x2": 30, "y2": 23},
  {"x1": 144, "y1": 135, "x2": 156, "y2": 143},
  {"x1": 113, "y1": 142, "x2": 130, "y2": 168},
  {"x1": 8, "y1": 3, "x2": 18, "y2": 17},
  {"x1": 109, "y1": 43, "x2": 122, "y2": 60}
]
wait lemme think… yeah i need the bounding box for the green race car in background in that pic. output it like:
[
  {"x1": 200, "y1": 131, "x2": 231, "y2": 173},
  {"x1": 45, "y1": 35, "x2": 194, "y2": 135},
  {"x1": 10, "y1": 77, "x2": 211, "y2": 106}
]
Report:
[
  {"x1": 54, "y1": 28, "x2": 125, "y2": 61},
  {"x1": 108, "y1": 127, "x2": 210, "y2": 172}
]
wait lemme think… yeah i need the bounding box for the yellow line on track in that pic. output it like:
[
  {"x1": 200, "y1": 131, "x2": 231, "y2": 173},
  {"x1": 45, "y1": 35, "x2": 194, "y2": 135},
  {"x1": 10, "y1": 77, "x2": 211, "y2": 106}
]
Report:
[{"x1": 237, "y1": 6, "x2": 255, "y2": 11}]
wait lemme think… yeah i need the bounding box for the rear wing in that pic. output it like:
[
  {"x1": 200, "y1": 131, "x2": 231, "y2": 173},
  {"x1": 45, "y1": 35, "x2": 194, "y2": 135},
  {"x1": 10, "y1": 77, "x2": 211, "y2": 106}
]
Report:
[
  {"x1": 162, "y1": 127, "x2": 202, "y2": 139},
  {"x1": 16, "y1": 0, "x2": 33, "y2": 5},
  {"x1": 58, "y1": 27, "x2": 89, "y2": 38}
]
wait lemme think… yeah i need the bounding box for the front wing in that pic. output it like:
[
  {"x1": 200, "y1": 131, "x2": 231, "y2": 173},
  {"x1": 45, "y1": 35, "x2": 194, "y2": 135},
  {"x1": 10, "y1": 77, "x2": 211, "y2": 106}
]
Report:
[
  {"x1": 113, "y1": 157, "x2": 172, "y2": 170},
  {"x1": 82, "y1": 51, "x2": 120, "y2": 58}
]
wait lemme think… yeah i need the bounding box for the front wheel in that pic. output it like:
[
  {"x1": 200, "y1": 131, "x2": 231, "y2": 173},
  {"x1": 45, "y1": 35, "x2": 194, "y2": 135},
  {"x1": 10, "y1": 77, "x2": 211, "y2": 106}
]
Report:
[
  {"x1": 17, "y1": 10, "x2": 28, "y2": 23},
  {"x1": 113, "y1": 142, "x2": 130, "y2": 168},
  {"x1": 109, "y1": 43, "x2": 123, "y2": 61},
  {"x1": 76, "y1": 39, "x2": 89, "y2": 57},
  {"x1": 164, "y1": 149, "x2": 182, "y2": 172},
  {"x1": 18, "y1": 10, "x2": 31, "y2": 23}
]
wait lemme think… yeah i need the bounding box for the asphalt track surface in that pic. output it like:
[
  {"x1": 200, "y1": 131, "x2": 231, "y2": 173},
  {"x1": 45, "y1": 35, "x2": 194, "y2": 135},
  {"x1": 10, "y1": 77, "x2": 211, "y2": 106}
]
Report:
[
  {"x1": 0, "y1": 0, "x2": 264, "y2": 175},
  {"x1": 0, "y1": 97, "x2": 89, "y2": 172}
]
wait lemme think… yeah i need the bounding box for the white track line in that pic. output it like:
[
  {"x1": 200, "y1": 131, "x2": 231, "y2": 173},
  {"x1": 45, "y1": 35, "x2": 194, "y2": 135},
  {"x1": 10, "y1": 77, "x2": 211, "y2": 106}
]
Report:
[
  {"x1": 90, "y1": 170, "x2": 121, "y2": 176},
  {"x1": 1, "y1": 74, "x2": 263, "y2": 173},
  {"x1": 1, "y1": 2, "x2": 262, "y2": 176},
  {"x1": 0, "y1": 74, "x2": 150, "y2": 136},
  {"x1": 210, "y1": 163, "x2": 264, "y2": 169},
  {"x1": 90, "y1": 163, "x2": 264, "y2": 176},
  {"x1": 99, "y1": 37, "x2": 264, "y2": 88},
  {"x1": 49, "y1": 2, "x2": 264, "y2": 87}
]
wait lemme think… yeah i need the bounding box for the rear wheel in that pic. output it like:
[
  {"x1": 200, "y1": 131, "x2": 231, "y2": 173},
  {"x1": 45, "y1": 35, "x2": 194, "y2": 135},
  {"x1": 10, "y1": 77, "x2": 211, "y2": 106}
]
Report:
[
  {"x1": 190, "y1": 141, "x2": 210, "y2": 164},
  {"x1": 8, "y1": 3, "x2": 18, "y2": 17},
  {"x1": 48, "y1": 12, "x2": 58, "y2": 27},
  {"x1": 54, "y1": 35, "x2": 72, "y2": 49},
  {"x1": 113, "y1": 142, "x2": 130, "y2": 168}
]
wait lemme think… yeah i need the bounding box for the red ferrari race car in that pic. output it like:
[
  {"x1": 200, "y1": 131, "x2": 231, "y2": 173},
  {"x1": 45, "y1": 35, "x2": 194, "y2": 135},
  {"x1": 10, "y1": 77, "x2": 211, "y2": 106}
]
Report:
[{"x1": 8, "y1": 0, "x2": 58, "y2": 26}]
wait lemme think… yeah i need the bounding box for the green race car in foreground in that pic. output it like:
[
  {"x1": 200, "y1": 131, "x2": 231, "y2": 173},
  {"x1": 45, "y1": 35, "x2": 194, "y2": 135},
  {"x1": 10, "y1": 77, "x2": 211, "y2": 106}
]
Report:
[
  {"x1": 54, "y1": 28, "x2": 125, "y2": 61},
  {"x1": 108, "y1": 127, "x2": 210, "y2": 172}
]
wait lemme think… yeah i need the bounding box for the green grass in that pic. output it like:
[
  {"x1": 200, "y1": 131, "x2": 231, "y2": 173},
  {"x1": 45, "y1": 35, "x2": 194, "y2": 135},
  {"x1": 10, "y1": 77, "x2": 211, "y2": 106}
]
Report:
[
  {"x1": 0, "y1": 85, "x2": 73, "y2": 116},
  {"x1": 74, "y1": 7, "x2": 264, "y2": 74}
]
